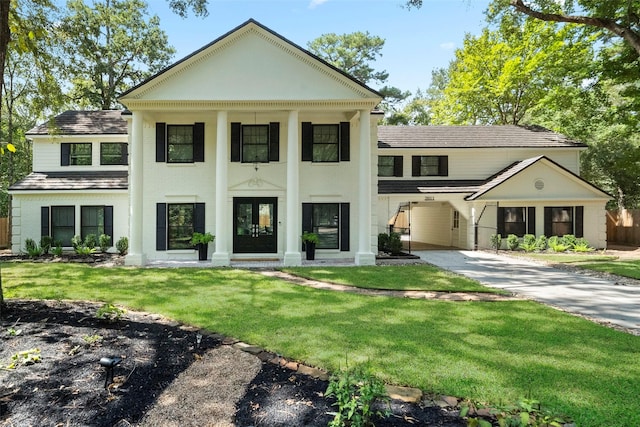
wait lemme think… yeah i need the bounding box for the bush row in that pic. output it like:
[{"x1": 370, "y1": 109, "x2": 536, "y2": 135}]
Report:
[
  {"x1": 24, "y1": 234, "x2": 129, "y2": 258},
  {"x1": 490, "y1": 233, "x2": 594, "y2": 253}
]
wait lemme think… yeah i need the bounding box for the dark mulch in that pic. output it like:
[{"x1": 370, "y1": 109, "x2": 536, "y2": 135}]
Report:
[{"x1": 1, "y1": 299, "x2": 469, "y2": 426}]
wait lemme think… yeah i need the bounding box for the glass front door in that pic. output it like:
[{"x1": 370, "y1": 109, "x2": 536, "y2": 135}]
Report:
[{"x1": 233, "y1": 197, "x2": 277, "y2": 253}]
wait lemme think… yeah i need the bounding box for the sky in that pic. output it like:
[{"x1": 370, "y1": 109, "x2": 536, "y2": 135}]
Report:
[{"x1": 146, "y1": 0, "x2": 491, "y2": 95}]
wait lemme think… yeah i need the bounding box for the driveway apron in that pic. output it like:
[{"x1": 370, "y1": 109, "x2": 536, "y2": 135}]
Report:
[{"x1": 415, "y1": 250, "x2": 640, "y2": 334}]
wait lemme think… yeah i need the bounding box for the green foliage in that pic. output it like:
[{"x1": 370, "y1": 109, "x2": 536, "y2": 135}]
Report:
[
  {"x1": 4, "y1": 348, "x2": 41, "y2": 369},
  {"x1": 490, "y1": 234, "x2": 502, "y2": 251},
  {"x1": 534, "y1": 235, "x2": 548, "y2": 251},
  {"x1": 506, "y1": 234, "x2": 520, "y2": 251},
  {"x1": 24, "y1": 238, "x2": 43, "y2": 258},
  {"x1": 96, "y1": 303, "x2": 125, "y2": 322},
  {"x1": 520, "y1": 234, "x2": 537, "y2": 252},
  {"x1": 190, "y1": 232, "x2": 214, "y2": 245},
  {"x1": 116, "y1": 236, "x2": 129, "y2": 255},
  {"x1": 573, "y1": 238, "x2": 594, "y2": 253},
  {"x1": 82, "y1": 334, "x2": 103, "y2": 346},
  {"x1": 377, "y1": 233, "x2": 389, "y2": 252},
  {"x1": 388, "y1": 232, "x2": 402, "y2": 255},
  {"x1": 494, "y1": 397, "x2": 572, "y2": 427},
  {"x1": 325, "y1": 363, "x2": 390, "y2": 427},
  {"x1": 84, "y1": 234, "x2": 97, "y2": 250},
  {"x1": 52, "y1": 242, "x2": 63, "y2": 257},
  {"x1": 71, "y1": 235, "x2": 83, "y2": 250},
  {"x1": 75, "y1": 245, "x2": 96, "y2": 256},
  {"x1": 560, "y1": 234, "x2": 577, "y2": 250},
  {"x1": 39, "y1": 236, "x2": 52, "y2": 255},
  {"x1": 6, "y1": 327, "x2": 21, "y2": 336},
  {"x1": 99, "y1": 234, "x2": 111, "y2": 252},
  {"x1": 301, "y1": 231, "x2": 319, "y2": 244},
  {"x1": 548, "y1": 236, "x2": 568, "y2": 253}
]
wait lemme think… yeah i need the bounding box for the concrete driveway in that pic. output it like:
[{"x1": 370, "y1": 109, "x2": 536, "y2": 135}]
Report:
[{"x1": 415, "y1": 250, "x2": 640, "y2": 334}]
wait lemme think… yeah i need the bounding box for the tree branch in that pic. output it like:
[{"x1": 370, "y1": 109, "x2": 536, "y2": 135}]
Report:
[{"x1": 510, "y1": 0, "x2": 640, "y2": 55}]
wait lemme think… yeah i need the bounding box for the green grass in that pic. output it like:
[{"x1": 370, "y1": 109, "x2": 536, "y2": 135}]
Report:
[
  {"x1": 282, "y1": 265, "x2": 507, "y2": 294},
  {"x1": 3, "y1": 262, "x2": 640, "y2": 427},
  {"x1": 510, "y1": 252, "x2": 618, "y2": 264},
  {"x1": 512, "y1": 252, "x2": 640, "y2": 279}
]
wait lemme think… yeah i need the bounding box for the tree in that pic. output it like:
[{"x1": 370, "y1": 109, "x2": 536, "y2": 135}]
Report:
[
  {"x1": 428, "y1": 19, "x2": 593, "y2": 125},
  {"x1": 406, "y1": 0, "x2": 640, "y2": 57},
  {"x1": 59, "y1": 0, "x2": 176, "y2": 110}
]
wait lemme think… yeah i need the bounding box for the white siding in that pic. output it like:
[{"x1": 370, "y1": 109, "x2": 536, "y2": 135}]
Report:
[{"x1": 31, "y1": 135, "x2": 128, "y2": 172}]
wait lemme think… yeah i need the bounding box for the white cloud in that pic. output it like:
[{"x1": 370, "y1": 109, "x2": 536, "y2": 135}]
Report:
[
  {"x1": 308, "y1": 0, "x2": 329, "y2": 9},
  {"x1": 440, "y1": 42, "x2": 456, "y2": 50}
]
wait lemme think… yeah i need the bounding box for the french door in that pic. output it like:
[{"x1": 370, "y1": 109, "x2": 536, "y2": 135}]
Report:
[{"x1": 233, "y1": 197, "x2": 277, "y2": 253}]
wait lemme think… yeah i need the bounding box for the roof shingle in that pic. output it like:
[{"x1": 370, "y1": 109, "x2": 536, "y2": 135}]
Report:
[
  {"x1": 27, "y1": 110, "x2": 128, "y2": 136},
  {"x1": 9, "y1": 171, "x2": 128, "y2": 192}
]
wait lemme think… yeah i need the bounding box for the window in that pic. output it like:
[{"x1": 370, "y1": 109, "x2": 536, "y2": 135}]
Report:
[
  {"x1": 301, "y1": 122, "x2": 350, "y2": 162},
  {"x1": 100, "y1": 143, "x2": 128, "y2": 165},
  {"x1": 156, "y1": 203, "x2": 205, "y2": 251},
  {"x1": 61, "y1": 143, "x2": 92, "y2": 166},
  {"x1": 503, "y1": 207, "x2": 526, "y2": 236},
  {"x1": 550, "y1": 207, "x2": 573, "y2": 236},
  {"x1": 312, "y1": 125, "x2": 339, "y2": 162},
  {"x1": 167, "y1": 125, "x2": 194, "y2": 163},
  {"x1": 242, "y1": 125, "x2": 269, "y2": 163},
  {"x1": 302, "y1": 202, "x2": 350, "y2": 251},
  {"x1": 155, "y1": 122, "x2": 204, "y2": 163},
  {"x1": 51, "y1": 206, "x2": 75, "y2": 246},
  {"x1": 412, "y1": 156, "x2": 448, "y2": 177},
  {"x1": 167, "y1": 204, "x2": 195, "y2": 249},
  {"x1": 453, "y1": 210, "x2": 460, "y2": 229},
  {"x1": 378, "y1": 156, "x2": 403, "y2": 177}
]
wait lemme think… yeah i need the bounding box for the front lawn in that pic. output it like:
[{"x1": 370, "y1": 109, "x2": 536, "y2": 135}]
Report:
[
  {"x1": 510, "y1": 252, "x2": 640, "y2": 279},
  {"x1": 282, "y1": 265, "x2": 507, "y2": 293},
  {"x1": 3, "y1": 262, "x2": 639, "y2": 427}
]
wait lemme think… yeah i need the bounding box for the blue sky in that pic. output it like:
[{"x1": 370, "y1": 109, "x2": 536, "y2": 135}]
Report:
[{"x1": 147, "y1": 0, "x2": 491, "y2": 94}]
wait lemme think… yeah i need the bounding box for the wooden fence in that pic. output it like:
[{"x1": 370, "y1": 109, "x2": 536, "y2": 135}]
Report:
[
  {"x1": 0, "y1": 217, "x2": 8, "y2": 249},
  {"x1": 607, "y1": 209, "x2": 640, "y2": 246}
]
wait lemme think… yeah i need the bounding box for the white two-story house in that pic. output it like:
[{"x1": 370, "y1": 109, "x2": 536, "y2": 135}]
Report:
[{"x1": 9, "y1": 20, "x2": 610, "y2": 264}]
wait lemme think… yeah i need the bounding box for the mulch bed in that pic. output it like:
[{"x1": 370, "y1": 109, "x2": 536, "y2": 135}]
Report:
[{"x1": 1, "y1": 299, "x2": 468, "y2": 426}]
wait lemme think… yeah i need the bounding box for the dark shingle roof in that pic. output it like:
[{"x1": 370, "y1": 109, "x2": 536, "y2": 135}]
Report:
[
  {"x1": 464, "y1": 156, "x2": 543, "y2": 201},
  {"x1": 26, "y1": 110, "x2": 128, "y2": 136},
  {"x1": 378, "y1": 179, "x2": 485, "y2": 194},
  {"x1": 378, "y1": 125, "x2": 586, "y2": 149},
  {"x1": 9, "y1": 171, "x2": 128, "y2": 191}
]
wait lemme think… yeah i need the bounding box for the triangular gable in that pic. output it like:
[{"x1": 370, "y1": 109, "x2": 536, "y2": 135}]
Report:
[
  {"x1": 466, "y1": 156, "x2": 611, "y2": 201},
  {"x1": 119, "y1": 19, "x2": 381, "y2": 103}
]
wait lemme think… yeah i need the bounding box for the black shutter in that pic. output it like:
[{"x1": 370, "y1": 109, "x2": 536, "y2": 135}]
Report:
[
  {"x1": 156, "y1": 203, "x2": 167, "y2": 251},
  {"x1": 122, "y1": 144, "x2": 129, "y2": 165},
  {"x1": 104, "y1": 206, "x2": 114, "y2": 245},
  {"x1": 339, "y1": 122, "x2": 350, "y2": 161},
  {"x1": 439, "y1": 156, "x2": 449, "y2": 176},
  {"x1": 269, "y1": 122, "x2": 280, "y2": 162},
  {"x1": 61, "y1": 143, "x2": 70, "y2": 166},
  {"x1": 301, "y1": 122, "x2": 313, "y2": 161},
  {"x1": 497, "y1": 207, "x2": 505, "y2": 236},
  {"x1": 193, "y1": 122, "x2": 205, "y2": 162},
  {"x1": 527, "y1": 207, "x2": 536, "y2": 235},
  {"x1": 156, "y1": 123, "x2": 166, "y2": 162},
  {"x1": 194, "y1": 203, "x2": 205, "y2": 234},
  {"x1": 575, "y1": 206, "x2": 584, "y2": 238},
  {"x1": 544, "y1": 207, "x2": 552, "y2": 237},
  {"x1": 302, "y1": 203, "x2": 313, "y2": 250},
  {"x1": 41, "y1": 206, "x2": 50, "y2": 237},
  {"x1": 412, "y1": 156, "x2": 421, "y2": 176},
  {"x1": 340, "y1": 203, "x2": 350, "y2": 251},
  {"x1": 393, "y1": 156, "x2": 403, "y2": 177},
  {"x1": 230, "y1": 122, "x2": 241, "y2": 162}
]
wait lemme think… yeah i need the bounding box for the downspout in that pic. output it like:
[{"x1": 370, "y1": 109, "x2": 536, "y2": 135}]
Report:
[{"x1": 473, "y1": 202, "x2": 496, "y2": 250}]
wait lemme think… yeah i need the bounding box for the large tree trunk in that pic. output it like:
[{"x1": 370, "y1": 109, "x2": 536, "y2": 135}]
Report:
[{"x1": 0, "y1": 0, "x2": 9, "y2": 318}]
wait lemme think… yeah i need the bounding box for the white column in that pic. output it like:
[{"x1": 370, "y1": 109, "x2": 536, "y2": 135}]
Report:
[
  {"x1": 284, "y1": 110, "x2": 302, "y2": 266},
  {"x1": 355, "y1": 109, "x2": 375, "y2": 265},
  {"x1": 125, "y1": 111, "x2": 146, "y2": 266},
  {"x1": 212, "y1": 110, "x2": 230, "y2": 266}
]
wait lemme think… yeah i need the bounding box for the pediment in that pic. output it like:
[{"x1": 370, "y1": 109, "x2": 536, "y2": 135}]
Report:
[
  {"x1": 229, "y1": 176, "x2": 285, "y2": 192},
  {"x1": 120, "y1": 20, "x2": 380, "y2": 104}
]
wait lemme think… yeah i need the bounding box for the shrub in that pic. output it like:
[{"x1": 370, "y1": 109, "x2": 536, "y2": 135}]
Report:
[
  {"x1": 24, "y1": 238, "x2": 43, "y2": 258},
  {"x1": 52, "y1": 242, "x2": 63, "y2": 257},
  {"x1": 116, "y1": 236, "x2": 128, "y2": 255},
  {"x1": 40, "y1": 236, "x2": 52, "y2": 255},
  {"x1": 84, "y1": 234, "x2": 97, "y2": 250},
  {"x1": 506, "y1": 234, "x2": 520, "y2": 251},
  {"x1": 561, "y1": 234, "x2": 577, "y2": 250},
  {"x1": 573, "y1": 237, "x2": 594, "y2": 253},
  {"x1": 99, "y1": 234, "x2": 111, "y2": 252},
  {"x1": 378, "y1": 233, "x2": 390, "y2": 253},
  {"x1": 96, "y1": 303, "x2": 125, "y2": 322},
  {"x1": 325, "y1": 363, "x2": 390, "y2": 427},
  {"x1": 521, "y1": 234, "x2": 537, "y2": 252},
  {"x1": 71, "y1": 235, "x2": 83, "y2": 250},
  {"x1": 535, "y1": 235, "x2": 548, "y2": 251},
  {"x1": 548, "y1": 236, "x2": 568, "y2": 252},
  {"x1": 388, "y1": 232, "x2": 402, "y2": 255},
  {"x1": 76, "y1": 246, "x2": 96, "y2": 256},
  {"x1": 490, "y1": 234, "x2": 502, "y2": 251}
]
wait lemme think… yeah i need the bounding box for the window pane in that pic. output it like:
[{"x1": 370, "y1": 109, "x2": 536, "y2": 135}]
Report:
[
  {"x1": 167, "y1": 125, "x2": 194, "y2": 163},
  {"x1": 420, "y1": 156, "x2": 440, "y2": 176},
  {"x1": 70, "y1": 144, "x2": 92, "y2": 165},
  {"x1": 551, "y1": 207, "x2": 573, "y2": 236},
  {"x1": 504, "y1": 207, "x2": 526, "y2": 237},
  {"x1": 51, "y1": 206, "x2": 75, "y2": 246},
  {"x1": 313, "y1": 144, "x2": 338, "y2": 162},
  {"x1": 242, "y1": 125, "x2": 269, "y2": 162},
  {"x1": 378, "y1": 156, "x2": 395, "y2": 177},
  {"x1": 168, "y1": 204, "x2": 194, "y2": 249},
  {"x1": 101, "y1": 143, "x2": 127, "y2": 165},
  {"x1": 313, "y1": 203, "x2": 339, "y2": 249},
  {"x1": 81, "y1": 206, "x2": 105, "y2": 239},
  {"x1": 312, "y1": 125, "x2": 339, "y2": 162}
]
